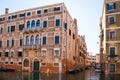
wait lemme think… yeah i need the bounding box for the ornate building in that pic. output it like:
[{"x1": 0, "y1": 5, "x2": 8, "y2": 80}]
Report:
[{"x1": 0, "y1": 3, "x2": 84, "y2": 73}]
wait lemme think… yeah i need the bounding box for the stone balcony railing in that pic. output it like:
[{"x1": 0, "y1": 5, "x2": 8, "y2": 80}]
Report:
[
  {"x1": 23, "y1": 44, "x2": 40, "y2": 50},
  {"x1": 23, "y1": 27, "x2": 40, "y2": 33},
  {"x1": 108, "y1": 55, "x2": 119, "y2": 61}
]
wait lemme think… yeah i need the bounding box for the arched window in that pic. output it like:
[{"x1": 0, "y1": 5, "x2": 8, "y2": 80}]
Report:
[
  {"x1": 35, "y1": 35, "x2": 39, "y2": 44},
  {"x1": 26, "y1": 36, "x2": 29, "y2": 45},
  {"x1": 31, "y1": 20, "x2": 35, "y2": 27},
  {"x1": 36, "y1": 20, "x2": 40, "y2": 27},
  {"x1": 27, "y1": 21, "x2": 30, "y2": 29},
  {"x1": 30, "y1": 35, "x2": 34, "y2": 44}
]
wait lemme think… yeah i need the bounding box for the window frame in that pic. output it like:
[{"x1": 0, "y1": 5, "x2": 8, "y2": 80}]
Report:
[
  {"x1": 43, "y1": 36, "x2": 46, "y2": 45},
  {"x1": 108, "y1": 16, "x2": 116, "y2": 24},
  {"x1": 27, "y1": 21, "x2": 30, "y2": 29},
  {"x1": 20, "y1": 39, "x2": 23, "y2": 46},
  {"x1": 36, "y1": 20, "x2": 40, "y2": 27},
  {"x1": 54, "y1": 7, "x2": 60, "y2": 11},
  {"x1": 109, "y1": 31, "x2": 116, "y2": 40},
  {"x1": 109, "y1": 64, "x2": 116, "y2": 72},
  {"x1": 55, "y1": 19, "x2": 60, "y2": 26},
  {"x1": 30, "y1": 35, "x2": 34, "y2": 45},
  {"x1": 55, "y1": 36, "x2": 59, "y2": 44},
  {"x1": 41, "y1": 62, "x2": 47, "y2": 67},
  {"x1": 31, "y1": 20, "x2": 36, "y2": 28},
  {"x1": 27, "y1": 12, "x2": 31, "y2": 16},
  {"x1": 109, "y1": 46, "x2": 116, "y2": 55},
  {"x1": 44, "y1": 9, "x2": 48, "y2": 13},
  {"x1": 18, "y1": 51, "x2": 22, "y2": 57},
  {"x1": 0, "y1": 41, "x2": 2, "y2": 47},
  {"x1": 43, "y1": 21, "x2": 48, "y2": 28},
  {"x1": 35, "y1": 35, "x2": 40, "y2": 44},
  {"x1": 37, "y1": 10, "x2": 41, "y2": 15},
  {"x1": 107, "y1": 3, "x2": 116, "y2": 11},
  {"x1": 53, "y1": 63, "x2": 59, "y2": 67}
]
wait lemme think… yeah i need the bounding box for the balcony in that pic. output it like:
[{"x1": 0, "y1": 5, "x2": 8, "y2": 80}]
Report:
[
  {"x1": 23, "y1": 27, "x2": 40, "y2": 34},
  {"x1": 108, "y1": 55, "x2": 119, "y2": 61},
  {"x1": 23, "y1": 44, "x2": 40, "y2": 50}
]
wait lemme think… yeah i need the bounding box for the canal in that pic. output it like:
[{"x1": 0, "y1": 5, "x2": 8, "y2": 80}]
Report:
[{"x1": 0, "y1": 69, "x2": 120, "y2": 80}]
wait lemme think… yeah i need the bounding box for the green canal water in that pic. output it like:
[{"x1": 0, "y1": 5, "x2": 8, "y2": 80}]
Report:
[{"x1": 0, "y1": 70, "x2": 119, "y2": 80}]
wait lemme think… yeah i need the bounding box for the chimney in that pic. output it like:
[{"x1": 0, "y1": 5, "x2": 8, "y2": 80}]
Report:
[
  {"x1": 74, "y1": 18, "x2": 77, "y2": 26},
  {"x1": 5, "y1": 8, "x2": 9, "y2": 14}
]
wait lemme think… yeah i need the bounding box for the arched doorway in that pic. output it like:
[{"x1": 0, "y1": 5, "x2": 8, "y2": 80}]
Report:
[
  {"x1": 33, "y1": 59, "x2": 40, "y2": 71},
  {"x1": 24, "y1": 59, "x2": 29, "y2": 67}
]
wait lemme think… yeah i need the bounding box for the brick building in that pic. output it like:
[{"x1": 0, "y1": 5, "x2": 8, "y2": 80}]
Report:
[
  {"x1": 100, "y1": 0, "x2": 120, "y2": 74},
  {"x1": 78, "y1": 35, "x2": 87, "y2": 69},
  {"x1": 0, "y1": 3, "x2": 84, "y2": 73}
]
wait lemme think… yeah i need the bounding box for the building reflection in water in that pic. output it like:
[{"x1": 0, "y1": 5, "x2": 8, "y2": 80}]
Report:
[{"x1": 1, "y1": 70, "x2": 120, "y2": 80}]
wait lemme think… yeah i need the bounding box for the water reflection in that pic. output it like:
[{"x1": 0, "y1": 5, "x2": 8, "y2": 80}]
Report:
[{"x1": 0, "y1": 70, "x2": 120, "y2": 80}]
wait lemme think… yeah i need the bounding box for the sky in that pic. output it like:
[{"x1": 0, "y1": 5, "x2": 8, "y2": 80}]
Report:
[{"x1": 0, "y1": 0, "x2": 104, "y2": 55}]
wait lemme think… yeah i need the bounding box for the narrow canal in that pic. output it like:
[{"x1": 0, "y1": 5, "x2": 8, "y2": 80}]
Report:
[{"x1": 0, "y1": 69, "x2": 119, "y2": 80}]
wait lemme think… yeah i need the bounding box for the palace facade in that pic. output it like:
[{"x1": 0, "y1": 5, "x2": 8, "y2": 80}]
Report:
[{"x1": 0, "y1": 3, "x2": 87, "y2": 73}]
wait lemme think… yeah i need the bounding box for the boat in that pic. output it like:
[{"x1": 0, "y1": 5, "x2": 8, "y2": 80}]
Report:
[
  {"x1": 0, "y1": 67, "x2": 16, "y2": 72},
  {"x1": 95, "y1": 67, "x2": 101, "y2": 72},
  {"x1": 68, "y1": 69, "x2": 76, "y2": 74}
]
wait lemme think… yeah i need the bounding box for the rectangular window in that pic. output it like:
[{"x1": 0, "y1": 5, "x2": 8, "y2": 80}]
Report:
[
  {"x1": 10, "y1": 62, "x2": 13, "y2": 65},
  {"x1": 56, "y1": 19, "x2": 60, "y2": 26},
  {"x1": 0, "y1": 28, "x2": 3, "y2": 34},
  {"x1": 0, "y1": 17, "x2": 5, "y2": 22},
  {"x1": 18, "y1": 52, "x2": 22, "y2": 57},
  {"x1": 11, "y1": 26, "x2": 15, "y2": 32},
  {"x1": 63, "y1": 37, "x2": 66, "y2": 46},
  {"x1": 69, "y1": 29, "x2": 71, "y2": 36},
  {"x1": 54, "y1": 7, "x2": 60, "y2": 11},
  {"x1": 0, "y1": 52, "x2": 2, "y2": 57},
  {"x1": 110, "y1": 47, "x2": 115, "y2": 55},
  {"x1": 42, "y1": 51, "x2": 46, "y2": 57},
  {"x1": 0, "y1": 18, "x2": 2, "y2": 21},
  {"x1": 54, "y1": 50, "x2": 60, "y2": 57},
  {"x1": 109, "y1": 31, "x2": 115, "y2": 39},
  {"x1": 5, "y1": 52, "x2": 9, "y2": 57},
  {"x1": 10, "y1": 52, "x2": 14, "y2": 57},
  {"x1": 19, "y1": 24, "x2": 24, "y2": 31},
  {"x1": 27, "y1": 12, "x2": 31, "y2": 16},
  {"x1": 12, "y1": 15, "x2": 17, "y2": 19},
  {"x1": 44, "y1": 9, "x2": 48, "y2": 13},
  {"x1": 19, "y1": 13, "x2": 25, "y2": 17},
  {"x1": 41, "y1": 63, "x2": 46, "y2": 66},
  {"x1": 0, "y1": 41, "x2": 2, "y2": 47},
  {"x1": 12, "y1": 40, "x2": 14, "y2": 47},
  {"x1": 64, "y1": 23, "x2": 67, "y2": 30},
  {"x1": 37, "y1": 10, "x2": 41, "y2": 14},
  {"x1": 18, "y1": 62, "x2": 22, "y2": 65},
  {"x1": 109, "y1": 17, "x2": 115, "y2": 24},
  {"x1": 5, "y1": 62, "x2": 8, "y2": 64},
  {"x1": 107, "y1": 3, "x2": 116, "y2": 11},
  {"x1": 8, "y1": 16, "x2": 11, "y2": 20},
  {"x1": 8, "y1": 27, "x2": 11, "y2": 32},
  {"x1": 109, "y1": 64, "x2": 115, "y2": 72},
  {"x1": 55, "y1": 36, "x2": 59, "y2": 44},
  {"x1": 20, "y1": 39, "x2": 23, "y2": 46},
  {"x1": 73, "y1": 34, "x2": 75, "y2": 39},
  {"x1": 43, "y1": 21, "x2": 47, "y2": 28},
  {"x1": 54, "y1": 63, "x2": 59, "y2": 67},
  {"x1": 43, "y1": 37, "x2": 46, "y2": 45},
  {"x1": 7, "y1": 40, "x2": 9, "y2": 47}
]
